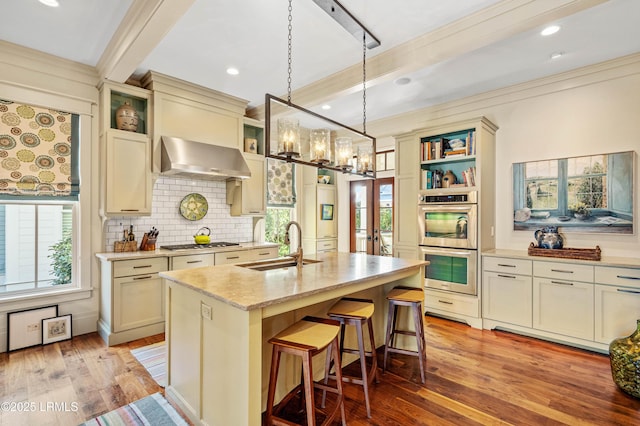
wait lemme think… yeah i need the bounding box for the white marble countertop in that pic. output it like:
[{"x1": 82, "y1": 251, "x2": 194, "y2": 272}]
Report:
[
  {"x1": 159, "y1": 252, "x2": 428, "y2": 311},
  {"x1": 482, "y1": 248, "x2": 640, "y2": 268},
  {"x1": 95, "y1": 241, "x2": 279, "y2": 261}
]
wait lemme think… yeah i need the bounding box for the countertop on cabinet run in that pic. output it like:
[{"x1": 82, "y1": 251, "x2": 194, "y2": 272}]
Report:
[
  {"x1": 483, "y1": 248, "x2": 640, "y2": 268},
  {"x1": 95, "y1": 242, "x2": 279, "y2": 261},
  {"x1": 159, "y1": 251, "x2": 428, "y2": 312}
]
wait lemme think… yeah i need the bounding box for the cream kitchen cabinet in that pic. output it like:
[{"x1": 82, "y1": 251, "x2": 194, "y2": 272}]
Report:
[
  {"x1": 594, "y1": 266, "x2": 640, "y2": 344},
  {"x1": 301, "y1": 168, "x2": 337, "y2": 254},
  {"x1": 99, "y1": 81, "x2": 153, "y2": 217},
  {"x1": 248, "y1": 246, "x2": 279, "y2": 261},
  {"x1": 103, "y1": 131, "x2": 152, "y2": 216},
  {"x1": 214, "y1": 247, "x2": 279, "y2": 265},
  {"x1": 171, "y1": 253, "x2": 215, "y2": 270},
  {"x1": 482, "y1": 257, "x2": 532, "y2": 327},
  {"x1": 227, "y1": 153, "x2": 265, "y2": 216},
  {"x1": 99, "y1": 256, "x2": 168, "y2": 345}
]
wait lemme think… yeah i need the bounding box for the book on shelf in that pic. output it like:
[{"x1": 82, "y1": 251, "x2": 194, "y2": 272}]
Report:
[
  {"x1": 465, "y1": 131, "x2": 476, "y2": 155},
  {"x1": 422, "y1": 170, "x2": 433, "y2": 189},
  {"x1": 444, "y1": 149, "x2": 467, "y2": 157}
]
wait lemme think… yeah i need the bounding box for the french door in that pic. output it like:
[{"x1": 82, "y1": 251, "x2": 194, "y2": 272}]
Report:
[{"x1": 350, "y1": 177, "x2": 394, "y2": 255}]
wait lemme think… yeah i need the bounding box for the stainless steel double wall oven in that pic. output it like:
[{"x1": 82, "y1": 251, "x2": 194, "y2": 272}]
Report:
[{"x1": 418, "y1": 190, "x2": 478, "y2": 295}]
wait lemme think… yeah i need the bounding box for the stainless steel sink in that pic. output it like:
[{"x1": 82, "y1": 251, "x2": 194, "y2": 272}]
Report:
[{"x1": 238, "y1": 257, "x2": 322, "y2": 271}]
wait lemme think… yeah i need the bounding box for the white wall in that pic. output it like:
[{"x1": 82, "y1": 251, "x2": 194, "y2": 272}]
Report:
[{"x1": 373, "y1": 53, "x2": 640, "y2": 259}]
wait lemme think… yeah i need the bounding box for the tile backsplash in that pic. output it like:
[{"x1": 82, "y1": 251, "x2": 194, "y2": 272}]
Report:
[{"x1": 103, "y1": 176, "x2": 253, "y2": 251}]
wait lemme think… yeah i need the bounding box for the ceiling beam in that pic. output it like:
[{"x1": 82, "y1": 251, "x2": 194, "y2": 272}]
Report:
[
  {"x1": 248, "y1": 0, "x2": 607, "y2": 122},
  {"x1": 96, "y1": 0, "x2": 195, "y2": 83}
]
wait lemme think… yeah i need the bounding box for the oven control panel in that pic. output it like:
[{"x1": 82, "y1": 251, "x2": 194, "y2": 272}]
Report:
[{"x1": 419, "y1": 190, "x2": 477, "y2": 204}]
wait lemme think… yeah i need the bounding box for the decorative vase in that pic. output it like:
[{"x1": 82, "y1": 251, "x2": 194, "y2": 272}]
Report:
[
  {"x1": 610, "y1": 319, "x2": 640, "y2": 399},
  {"x1": 115, "y1": 101, "x2": 139, "y2": 132},
  {"x1": 442, "y1": 170, "x2": 456, "y2": 188},
  {"x1": 534, "y1": 226, "x2": 564, "y2": 249}
]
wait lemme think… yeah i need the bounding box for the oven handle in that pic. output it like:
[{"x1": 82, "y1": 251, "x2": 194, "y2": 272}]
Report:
[{"x1": 419, "y1": 247, "x2": 475, "y2": 257}]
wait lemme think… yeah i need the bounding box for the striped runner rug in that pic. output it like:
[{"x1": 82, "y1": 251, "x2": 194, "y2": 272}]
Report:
[
  {"x1": 131, "y1": 341, "x2": 166, "y2": 387},
  {"x1": 80, "y1": 393, "x2": 187, "y2": 425}
]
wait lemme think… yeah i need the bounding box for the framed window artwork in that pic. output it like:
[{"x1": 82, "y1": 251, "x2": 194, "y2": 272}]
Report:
[
  {"x1": 321, "y1": 204, "x2": 334, "y2": 220},
  {"x1": 42, "y1": 314, "x2": 72, "y2": 345},
  {"x1": 7, "y1": 305, "x2": 58, "y2": 351}
]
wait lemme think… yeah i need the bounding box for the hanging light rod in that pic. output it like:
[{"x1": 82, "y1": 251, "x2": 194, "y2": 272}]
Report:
[{"x1": 312, "y1": 0, "x2": 381, "y2": 49}]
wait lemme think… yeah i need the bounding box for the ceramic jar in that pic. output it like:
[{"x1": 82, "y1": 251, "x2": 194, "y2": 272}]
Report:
[
  {"x1": 610, "y1": 319, "x2": 640, "y2": 399},
  {"x1": 534, "y1": 226, "x2": 564, "y2": 249},
  {"x1": 442, "y1": 170, "x2": 456, "y2": 188},
  {"x1": 115, "y1": 101, "x2": 139, "y2": 132}
]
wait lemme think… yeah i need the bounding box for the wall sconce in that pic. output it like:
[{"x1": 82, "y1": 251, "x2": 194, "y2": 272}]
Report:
[
  {"x1": 335, "y1": 137, "x2": 353, "y2": 171},
  {"x1": 277, "y1": 118, "x2": 300, "y2": 158},
  {"x1": 357, "y1": 145, "x2": 373, "y2": 173},
  {"x1": 310, "y1": 128, "x2": 331, "y2": 164}
]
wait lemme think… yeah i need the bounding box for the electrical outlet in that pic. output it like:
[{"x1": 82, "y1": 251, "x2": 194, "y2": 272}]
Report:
[{"x1": 201, "y1": 303, "x2": 212, "y2": 320}]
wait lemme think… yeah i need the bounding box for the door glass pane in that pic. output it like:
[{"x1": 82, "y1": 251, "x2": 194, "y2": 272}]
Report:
[
  {"x1": 378, "y1": 183, "x2": 393, "y2": 256},
  {"x1": 354, "y1": 185, "x2": 368, "y2": 253}
]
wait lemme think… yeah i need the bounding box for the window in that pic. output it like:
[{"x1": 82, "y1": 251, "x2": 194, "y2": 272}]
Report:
[
  {"x1": 0, "y1": 202, "x2": 74, "y2": 294},
  {"x1": 0, "y1": 99, "x2": 80, "y2": 298},
  {"x1": 265, "y1": 207, "x2": 293, "y2": 257}
]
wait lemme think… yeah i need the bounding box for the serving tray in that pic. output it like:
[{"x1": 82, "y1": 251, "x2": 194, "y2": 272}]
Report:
[{"x1": 527, "y1": 242, "x2": 601, "y2": 261}]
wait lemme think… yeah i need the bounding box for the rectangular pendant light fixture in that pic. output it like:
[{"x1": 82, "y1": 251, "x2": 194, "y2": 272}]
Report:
[{"x1": 312, "y1": 0, "x2": 381, "y2": 49}]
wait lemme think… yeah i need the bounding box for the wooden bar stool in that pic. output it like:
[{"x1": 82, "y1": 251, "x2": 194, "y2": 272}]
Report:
[
  {"x1": 323, "y1": 297, "x2": 379, "y2": 418},
  {"x1": 383, "y1": 286, "x2": 427, "y2": 383},
  {"x1": 266, "y1": 316, "x2": 346, "y2": 426}
]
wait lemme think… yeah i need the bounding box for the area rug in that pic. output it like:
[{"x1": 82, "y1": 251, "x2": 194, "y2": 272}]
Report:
[
  {"x1": 131, "y1": 341, "x2": 166, "y2": 387},
  {"x1": 80, "y1": 393, "x2": 187, "y2": 425}
]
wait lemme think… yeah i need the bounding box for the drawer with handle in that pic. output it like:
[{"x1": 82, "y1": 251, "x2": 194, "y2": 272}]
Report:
[
  {"x1": 215, "y1": 250, "x2": 250, "y2": 265},
  {"x1": 595, "y1": 266, "x2": 640, "y2": 289},
  {"x1": 316, "y1": 239, "x2": 337, "y2": 252},
  {"x1": 113, "y1": 257, "x2": 168, "y2": 278},
  {"x1": 249, "y1": 247, "x2": 279, "y2": 261},
  {"x1": 483, "y1": 256, "x2": 532, "y2": 275},
  {"x1": 533, "y1": 260, "x2": 594, "y2": 283},
  {"x1": 171, "y1": 254, "x2": 215, "y2": 270}
]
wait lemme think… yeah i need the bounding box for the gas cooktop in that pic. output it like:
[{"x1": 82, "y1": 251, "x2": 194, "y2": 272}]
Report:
[{"x1": 160, "y1": 242, "x2": 240, "y2": 251}]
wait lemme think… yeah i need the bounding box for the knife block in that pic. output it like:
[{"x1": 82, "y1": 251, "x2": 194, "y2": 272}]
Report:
[{"x1": 139, "y1": 233, "x2": 157, "y2": 251}]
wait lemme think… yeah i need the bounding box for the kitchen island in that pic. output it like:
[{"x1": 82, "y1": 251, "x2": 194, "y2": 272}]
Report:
[{"x1": 159, "y1": 251, "x2": 427, "y2": 426}]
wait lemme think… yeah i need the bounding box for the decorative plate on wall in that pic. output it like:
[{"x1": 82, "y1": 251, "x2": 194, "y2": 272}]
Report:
[{"x1": 179, "y1": 193, "x2": 208, "y2": 221}]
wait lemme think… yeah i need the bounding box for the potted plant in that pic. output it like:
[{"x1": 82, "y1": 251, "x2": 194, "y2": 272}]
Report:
[{"x1": 569, "y1": 202, "x2": 590, "y2": 220}]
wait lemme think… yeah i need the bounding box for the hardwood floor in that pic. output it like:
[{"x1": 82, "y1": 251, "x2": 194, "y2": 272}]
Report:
[{"x1": 0, "y1": 315, "x2": 638, "y2": 425}]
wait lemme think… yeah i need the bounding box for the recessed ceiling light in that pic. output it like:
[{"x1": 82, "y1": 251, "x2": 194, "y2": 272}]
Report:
[
  {"x1": 541, "y1": 25, "x2": 560, "y2": 36},
  {"x1": 394, "y1": 77, "x2": 411, "y2": 86},
  {"x1": 321, "y1": 104, "x2": 331, "y2": 110},
  {"x1": 39, "y1": 0, "x2": 59, "y2": 6},
  {"x1": 226, "y1": 67, "x2": 239, "y2": 76},
  {"x1": 550, "y1": 52, "x2": 564, "y2": 60}
]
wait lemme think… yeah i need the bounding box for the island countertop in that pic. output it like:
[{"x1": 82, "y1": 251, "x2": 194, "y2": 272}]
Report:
[{"x1": 159, "y1": 251, "x2": 427, "y2": 312}]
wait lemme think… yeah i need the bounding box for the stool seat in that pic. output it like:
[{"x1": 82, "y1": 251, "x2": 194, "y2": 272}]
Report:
[
  {"x1": 387, "y1": 287, "x2": 423, "y2": 303},
  {"x1": 266, "y1": 316, "x2": 346, "y2": 426},
  {"x1": 327, "y1": 298, "x2": 375, "y2": 319},
  {"x1": 270, "y1": 318, "x2": 342, "y2": 350},
  {"x1": 325, "y1": 297, "x2": 379, "y2": 418},
  {"x1": 384, "y1": 286, "x2": 427, "y2": 384}
]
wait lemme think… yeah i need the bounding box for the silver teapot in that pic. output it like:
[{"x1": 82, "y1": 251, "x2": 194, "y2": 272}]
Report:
[{"x1": 534, "y1": 226, "x2": 564, "y2": 249}]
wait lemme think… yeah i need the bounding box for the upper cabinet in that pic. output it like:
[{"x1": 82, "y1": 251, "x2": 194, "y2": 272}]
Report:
[
  {"x1": 99, "y1": 81, "x2": 153, "y2": 217},
  {"x1": 227, "y1": 117, "x2": 266, "y2": 216}
]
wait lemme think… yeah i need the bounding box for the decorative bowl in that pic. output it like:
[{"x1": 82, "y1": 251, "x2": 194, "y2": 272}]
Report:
[{"x1": 317, "y1": 175, "x2": 331, "y2": 184}]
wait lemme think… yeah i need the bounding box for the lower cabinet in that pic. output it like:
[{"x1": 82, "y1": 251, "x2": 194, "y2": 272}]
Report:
[
  {"x1": 171, "y1": 254, "x2": 215, "y2": 270},
  {"x1": 532, "y1": 277, "x2": 594, "y2": 340},
  {"x1": 99, "y1": 256, "x2": 168, "y2": 345},
  {"x1": 482, "y1": 252, "x2": 640, "y2": 353},
  {"x1": 482, "y1": 271, "x2": 532, "y2": 327}
]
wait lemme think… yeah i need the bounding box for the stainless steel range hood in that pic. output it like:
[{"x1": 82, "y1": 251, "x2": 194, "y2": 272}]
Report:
[{"x1": 160, "y1": 136, "x2": 251, "y2": 180}]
